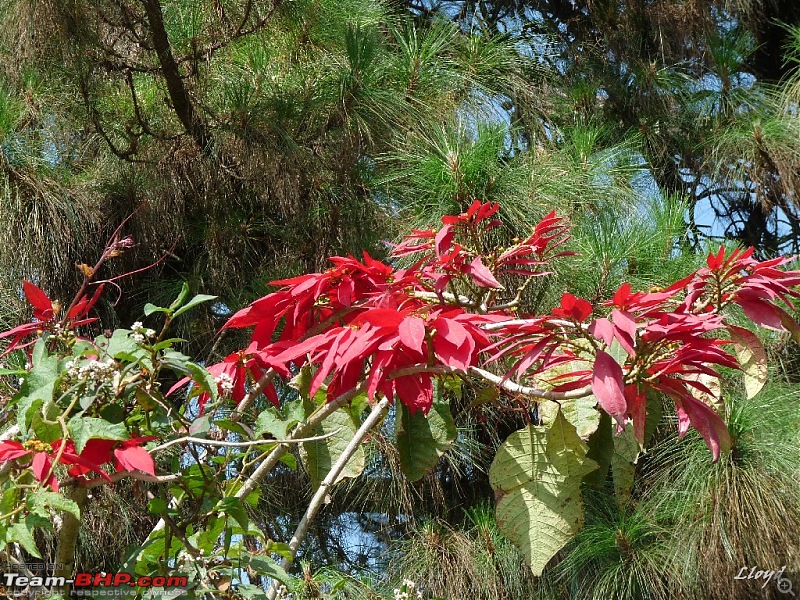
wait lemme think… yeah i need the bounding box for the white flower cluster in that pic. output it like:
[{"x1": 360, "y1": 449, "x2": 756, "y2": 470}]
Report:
[
  {"x1": 274, "y1": 585, "x2": 290, "y2": 599},
  {"x1": 65, "y1": 358, "x2": 115, "y2": 382},
  {"x1": 130, "y1": 321, "x2": 156, "y2": 343},
  {"x1": 214, "y1": 372, "x2": 235, "y2": 396},
  {"x1": 394, "y1": 579, "x2": 424, "y2": 600}
]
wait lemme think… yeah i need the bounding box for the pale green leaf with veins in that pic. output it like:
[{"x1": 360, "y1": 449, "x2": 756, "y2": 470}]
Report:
[{"x1": 489, "y1": 410, "x2": 598, "y2": 575}]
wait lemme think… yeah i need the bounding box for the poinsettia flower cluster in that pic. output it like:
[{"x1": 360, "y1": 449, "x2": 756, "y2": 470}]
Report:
[
  {"x1": 0, "y1": 436, "x2": 156, "y2": 491},
  {"x1": 0, "y1": 281, "x2": 103, "y2": 357},
  {"x1": 206, "y1": 202, "x2": 570, "y2": 414},
  {"x1": 184, "y1": 201, "x2": 799, "y2": 461},
  {"x1": 392, "y1": 201, "x2": 573, "y2": 293},
  {"x1": 490, "y1": 247, "x2": 800, "y2": 459}
]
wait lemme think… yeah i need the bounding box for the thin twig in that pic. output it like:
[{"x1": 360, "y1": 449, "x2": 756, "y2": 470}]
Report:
[
  {"x1": 468, "y1": 366, "x2": 593, "y2": 400},
  {"x1": 149, "y1": 430, "x2": 340, "y2": 453},
  {"x1": 267, "y1": 397, "x2": 390, "y2": 600},
  {"x1": 233, "y1": 382, "x2": 367, "y2": 500}
]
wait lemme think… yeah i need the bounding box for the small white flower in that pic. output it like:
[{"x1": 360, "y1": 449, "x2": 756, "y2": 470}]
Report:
[
  {"x1": 130, "y1": 322, "x2": 156, "y2": 342},
  {"x1": 214, "y1": 373, "x2": 235, "y2": 395}
]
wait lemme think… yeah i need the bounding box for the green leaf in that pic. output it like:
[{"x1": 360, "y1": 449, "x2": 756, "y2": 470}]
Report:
[
  {"x1": 0, "y1": 488, "x2": 18, "y2": 515},
  {"x1": 30, "y1": 402, "x2": 63, "y2": 443},
  {"x1": 17, "y1": 354, "x2": 58, "y2": 435},
  {"x1": 266, "y1": 540, "x2": 293, "y2": 560},
  {"x1": 729, "y1": 325, "x2": 768, "y2": 399},
  {"x1": 8, "y1": 517, "x2": 42, "y2": 558},
  {"x1": 31, "y1": 336, "x2": 48, "y2": 366},
  {"x1": 168, "y1": 282, "x2": 191, "y2": 312},
  {"x1": 279, "y1": 453, "x2": 297, "y2": 470},
  {"x1": 396, "y1": 384, "x2": 457, "y2": 481},
  {"x1": 560, "y1": 395, "x2": 601, "y2": 439},
  {"x1": 611, "y1": 422, "x2": 640, "y2": 506},
  {"x1": 489, "y1": 410, "x2": 597, "y2": 576},
  {"x1": 172, "y1": 294, "x2": 218, "y2": 318},
  {"x1": 254, "y1": 407, "x2": 289, "y2": 439},
  {"x1": 583, "y1": 411, "x2": 613, "y2": 488},
  {"x1": 97, "y1": 329, "x2": 140, "y2": 359},
  {"x1": 644, "y1": 390, "x2": 663, "y2": 446},
  {"x1": 288, "y1": 365, "x2": 313, "y2": 398},
  {"x1": 215, "y1": 497, "x2": 249, "y2": 531},
  {"x1": 468, "y1": 384, "x2": 500, "y2": 409},
  {"x1": 27, "y1": 489, "x2": 80, "y2": 520},
  {"x1": 189, "y1": 415, "x2": 212, "y2": 437},
  {"x1": 71, "y1": 340, "x2": 98, "y2": 356},
  {"x1": 151, "y1": 338, "x2": 186, "y2": 351},
  {"x1": 247, "y1": 554, "x2": 291, "y2": 585},
  {"x1": 185, "y1": 361, "x2": 219, "y2": 403},
  {"x1": 67, "y1": 416, "x2": 129, "y2": 453},
  {"x1": 213, "y1": 419, "x2": 248, "y2": 436},
  {"x1": 0, "y1": 367, "x2": 26, "y2": 376},
  {"x1": 148, "y1": 498, "x2": 167, "y2": 515},
  {"x1": 143, "y1": 303, "x2": 170, "y2": 316},
  {"x1": 285, "y1": 398, "x2": 308, "y2": 425},
  {"x1": 302, "y1": 408, "x2": 365, "y2": 490},
  {"x1": 539, "y1": 395, "x2": 600, "y2": 440}
]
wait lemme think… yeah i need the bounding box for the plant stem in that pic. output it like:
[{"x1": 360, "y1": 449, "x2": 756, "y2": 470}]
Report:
[
  {"x1": 53, "y1": 484, "x2": 88, "y2": 595},
  {"x1": 233, "y1": 383, "x2": 367, "y2": 500},
  {"x1": 266, "y1": 396, "x2": 390, "y2": 600}
]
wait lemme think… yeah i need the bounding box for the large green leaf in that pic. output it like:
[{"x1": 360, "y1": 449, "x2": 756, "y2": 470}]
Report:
[
  {"x1": 301, "y1": 407, "x2": 365, "y2": 490},
  {"x1": 8, "y1": 517, "x2": 43, "y2": 558},
  {"x1": 729, "y1": 325, "x2": 768, "y2": 399},
  {"x1": 611, "y1": 422, "x2": 640, "y2": 506},
  {"x1": 583, "y1": 411, "x2": 613, "y2": 487},
  {"x1": 539, "y1": 395, "x2": 600, "y2": 440},
  {"x1": 396, "y1": 385, "x2": 457, "y2": 482},
  {"x1": 27, "y1": 489, "x2": 81, "y2": 520},
  {"x1": 96, "y1": 329, "x2": 139, "y2": 359},
  {"x1": 17, "y1": 354, "x2": 59, "y2": 435},
  {"x1": 172, "y1": 294, "x2": 218, "y2": 318},
  {"x1": 67, "y1": 416, "x2": 129, "y2": 453},
  {"x1": 489, "y1": 411, "x2": 597, "y2": 576}
]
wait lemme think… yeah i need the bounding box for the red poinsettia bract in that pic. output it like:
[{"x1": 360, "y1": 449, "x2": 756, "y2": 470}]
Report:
[
  {"x1": 0, "y1": 282, "x2": 103, "y2": 357},
  {"x1": 191, "y1": 202, "x2": 800, "y2": 461},
  {"x1": 0, "y1": 439, "x2": 112, "y2": 491}
]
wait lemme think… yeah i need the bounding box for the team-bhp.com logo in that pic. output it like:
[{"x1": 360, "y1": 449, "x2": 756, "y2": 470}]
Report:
[{"x1": 2, "y1": 567, "x2": 187, "y2": 597}]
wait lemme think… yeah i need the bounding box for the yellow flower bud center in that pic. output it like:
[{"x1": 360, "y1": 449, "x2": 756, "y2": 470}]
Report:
[{"x1": 23, "y1": 440, "x2": 52, "y2": 453}]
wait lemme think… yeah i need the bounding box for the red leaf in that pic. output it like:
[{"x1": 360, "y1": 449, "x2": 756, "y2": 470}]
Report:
[
  {"x1": 674, "y1": 395, "x2": 730, "y2": 462},
  {"x1": 114, "y1": 445, "x2": 156, "y2": 476},
  {"x1": 468, "y1": 256, "x2": 503, "y2": 289},
  {"x1": 435, "y1": 225, "x2": 455, "y2": 256},
  {"x1": 356, "y1": 309, "x2": 405, "y2": 329},
  {"x1": 0, "y1": 441, "x2": 31, "y2": 461},
  {"x1": 591, "y1": 350, "x2": 627, "y2": 425},
  {"x1": 32, "y1": 452, "x2": 51, "y2": 484},
  {"x1": 23, "y1": 281, "x2": 54, "y2": 321},
  {"x1": 399, "y1": 317, "x2": 426, "y2": 352},
  {"x1": 624, "y1": 384, "x2": 646, "y2": 446},
  {"x1": 337, "y1": 276, "x2": 355, "y2": 307},
  {"x1": 433, "y1": 332, "x2": 473, "y2": 371},
  {"x1": 555, "y1": 293, "x2": 592, "y2": 321},
  {"x1": 612, "y1": 282, "x2": 632, "y2": 307},
  {"x1": 611, "y1": 309, "x2": 636, "y2": 355},
  {"x1": 738, "y1": 299, "x2": 783, "y2": 330},
  {"x1": 589, "y1": 318, "x2": 615, "y2": 346},
  {"x1": 394, "y1": 375, "x2": 434, "y2": 414},
  {"x1": 707, "y1": 246, "x2": 725, "y2": 270}
]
